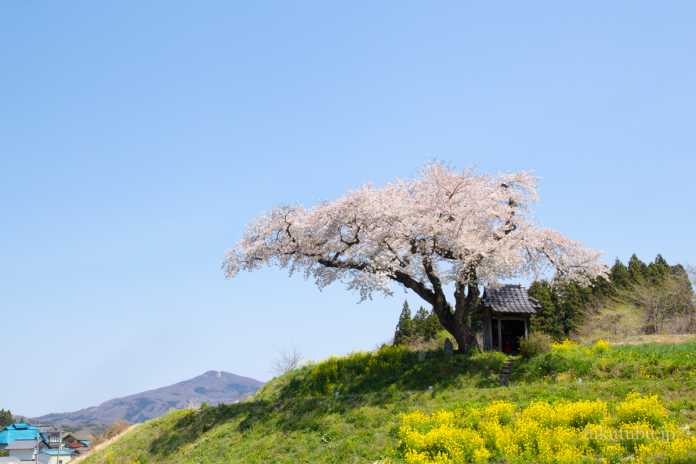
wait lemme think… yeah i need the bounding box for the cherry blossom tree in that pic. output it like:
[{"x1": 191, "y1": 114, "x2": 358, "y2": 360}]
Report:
[{"x1": 224, "y1": 164, "x2": 606, "y2": 351}]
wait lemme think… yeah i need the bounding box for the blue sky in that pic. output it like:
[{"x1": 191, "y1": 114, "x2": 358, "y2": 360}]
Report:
[{"x1": 1, "y1": 1, "x2": 694, "y2": 417}]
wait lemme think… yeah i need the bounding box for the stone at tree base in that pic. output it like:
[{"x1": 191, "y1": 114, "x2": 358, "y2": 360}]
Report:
[{"x1": 443, "y1": 338, "x2": 454, "y2": 356}]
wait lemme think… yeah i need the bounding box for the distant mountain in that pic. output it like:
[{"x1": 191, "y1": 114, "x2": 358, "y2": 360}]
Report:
[{"x1": 33, "y1": 371, "x2": 263, "y2": 433}]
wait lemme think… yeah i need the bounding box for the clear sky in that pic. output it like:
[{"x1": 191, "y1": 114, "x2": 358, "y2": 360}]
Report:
[{"x1": 1, "y1": 1, "x2": 694, "y2": 417}]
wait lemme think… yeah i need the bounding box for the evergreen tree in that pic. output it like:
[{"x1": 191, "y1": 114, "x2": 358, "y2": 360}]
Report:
[
  {"x1": 628, "y1": 254, "x2": 649, "y2": 283},
  {"x1": 412, "y1": 306, "x2": 427, "y2": 339},
  {"x1": 671, "y1": 264, "x2": 693, "y2": 290},
  {"x1": 0, "y1": 409, "x2": 13, "y2": 428},
  {"x1": 425, "y1": 309, "x2": 441, "y2": 340},
  {"x1": 394, "y1": 300, "x2": 413, "y2": 345},
  {"x1": 413, "y1": 306, "x2": 440, "y2": 341},
  {"x1": 557, "y1": 282, "x2": 586, "y2": 336},
  {"x1": 590, "y1": 274, "x2": 613, "y2": 299},
  {"x1": 647, "y1": 254, "x2": 671, "y2": 284},
  {"x1": 529, "y1": 281, "x2": 564, "y2": 339},
  {"x1": 530, "y1": 280, "x2": 591, "y2": 339},
  {"x1": 610, "y1": 259, "x2": 631, "y2": 288}
]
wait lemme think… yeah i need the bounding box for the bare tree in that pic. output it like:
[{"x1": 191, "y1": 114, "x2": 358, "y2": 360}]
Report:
[
  {"x1": 620, "y1": 274, "x2": 694, "y2": 334},
  {"x1": 93, "y1": 420, "x2": 131, "y2": 446},
  {"x1": 688, "y1": 265, "x2": 696, "y2": 330},
  {"x1": 273, "y1": 347, "x2": 303, "y2": 375}
]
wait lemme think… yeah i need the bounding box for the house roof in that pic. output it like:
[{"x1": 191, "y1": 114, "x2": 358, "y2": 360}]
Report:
[
  {"x1": 6, "y1": 424, "x2": 30, "y2": 430},
  {"x1": 0, "y1": 423, "x2": 40, "y2": 446},
  {"x1": 40, "y1": 448, "x2": 75, "y2": 456},
  {"x1": 482, "y1": 285, "x2": 540, "y2": 314}
]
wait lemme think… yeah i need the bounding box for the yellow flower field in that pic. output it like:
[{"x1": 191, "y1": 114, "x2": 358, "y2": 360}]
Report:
[{"x1": 397, "y1": 393, "x2": 695, "y2": 463}]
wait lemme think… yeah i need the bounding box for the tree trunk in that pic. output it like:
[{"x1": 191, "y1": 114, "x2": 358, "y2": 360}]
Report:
[
  {"x1": 451, "y1": 322, "x2": 479, "y2": 353},
  {"x1": 431, "y1": 297, "x2": 480, "y2": 353},
  {"x1": 410, "y1": 260, "x2": 482, "y2": 352},
  {"x1": 452, "y1": 281, "x2": 481, "y2": 352}
]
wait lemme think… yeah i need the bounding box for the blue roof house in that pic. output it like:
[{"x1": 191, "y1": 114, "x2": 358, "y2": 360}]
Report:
[{"x1": 0, "y1": 423, "x2": 40, "y2": 449}]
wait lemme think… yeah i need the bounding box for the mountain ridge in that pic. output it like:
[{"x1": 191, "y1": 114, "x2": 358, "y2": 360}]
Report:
[{"x1": 32, "y1": 370, "x2": 263, "y2": 434}]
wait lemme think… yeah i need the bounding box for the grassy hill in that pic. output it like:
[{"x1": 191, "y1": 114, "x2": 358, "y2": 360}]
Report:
[{"x1": 81, "y1": 340, "x2": 696, "y2": 463}]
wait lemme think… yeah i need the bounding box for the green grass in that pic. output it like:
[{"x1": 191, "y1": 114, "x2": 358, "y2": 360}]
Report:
[{"x1": 81, "y1": 342, "x2": 696, "y2": 464}]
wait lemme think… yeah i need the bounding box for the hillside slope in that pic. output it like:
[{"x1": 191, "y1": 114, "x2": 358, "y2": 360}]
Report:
[
  {"x1": 81, "y1": 342, "x2": 696, "y2": 463},
  {"x1": 34, "y1": 371, "x2": 263, "y2": 433}
]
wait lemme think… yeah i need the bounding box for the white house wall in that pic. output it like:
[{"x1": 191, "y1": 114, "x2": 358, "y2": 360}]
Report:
[
  {"x1": 38, "y1": 454, "x2": 72, "y2": 464},
  {"x1": 7, "y1": 449, "x2": 34, "y2": 461}
]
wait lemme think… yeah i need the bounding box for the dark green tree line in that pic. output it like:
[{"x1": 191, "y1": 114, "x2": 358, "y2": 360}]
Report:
[
  {"x1": 394, "y1": 300, "x2": 441, "y2": 345},
  {"x1": 0, "y1": 409, "x2": 13, "y2": 428},
  {"x1": 530, "y1": 254, "x2": 695, "y2": 339}
]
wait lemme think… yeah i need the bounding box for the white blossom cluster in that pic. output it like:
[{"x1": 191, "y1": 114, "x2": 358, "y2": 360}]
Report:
[{"x1": 224, "y1": 164, "x2": 606, "y2": 300}]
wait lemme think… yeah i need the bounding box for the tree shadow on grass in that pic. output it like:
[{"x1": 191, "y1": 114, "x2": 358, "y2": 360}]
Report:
[
  {"x1": 149, "y1": 348, "x2": 506, "y2": 458},
  {"x1": 277, "y1": 348, "x2": 505, "y2": 398}
]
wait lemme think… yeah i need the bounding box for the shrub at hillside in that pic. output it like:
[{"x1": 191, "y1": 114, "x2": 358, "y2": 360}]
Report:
[
  {"x1": 519, "y1": 332, "x2": 552, "y2": 358},
  {"x1": 93, "y1": 420, "x2": 131, "y2": 447}
]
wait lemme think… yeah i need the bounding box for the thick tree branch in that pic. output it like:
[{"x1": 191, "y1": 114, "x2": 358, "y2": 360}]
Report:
[
  {"x1": 422, "y1": 257, "x2": 448, "y2": 304},
  {"x1": 317, "y1": 257, "x2": 370, "y2": 272},
  {"x1": 390, "y1": 271, "x2": 436, "y2": 306}
]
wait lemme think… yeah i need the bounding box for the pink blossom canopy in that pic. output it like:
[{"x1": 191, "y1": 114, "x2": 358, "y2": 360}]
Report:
[{"x1": 224, "y1": 164, "x2": 606, "y2": 300}]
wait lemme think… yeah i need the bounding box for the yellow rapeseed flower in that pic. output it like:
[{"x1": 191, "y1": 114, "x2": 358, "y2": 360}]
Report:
[{"x1": 396, "y1": 394, "x2": 693, "y2": 463}]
